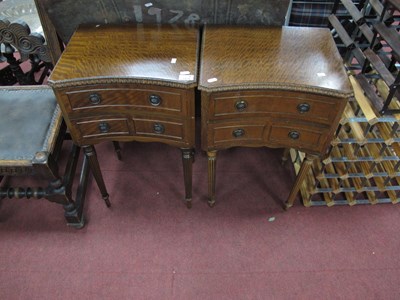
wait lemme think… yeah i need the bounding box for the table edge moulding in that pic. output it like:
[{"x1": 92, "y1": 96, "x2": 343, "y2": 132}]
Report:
[
  {"x1": 48, "y1": 23, "x2": 199, "y2": 208},
  {"x1": 198, "y1": 25, "x2": 354, "y2": 209}
]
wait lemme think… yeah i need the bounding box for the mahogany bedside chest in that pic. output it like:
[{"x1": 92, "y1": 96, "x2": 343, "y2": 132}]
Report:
[
  {"x1": 49, "y1": 24, "x2": 199, "y2": 208},
  {"x1": 198, "y1": 26, "x2": 353, "y2": 208}
]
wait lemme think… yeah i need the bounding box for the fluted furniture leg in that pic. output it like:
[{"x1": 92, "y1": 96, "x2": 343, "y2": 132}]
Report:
[
  {"x1": 207, "y1": 150, "x2": 217, "y2": 207},
  {"x1": 181, "y1": 148, "x2": 194, "y2": 208}
]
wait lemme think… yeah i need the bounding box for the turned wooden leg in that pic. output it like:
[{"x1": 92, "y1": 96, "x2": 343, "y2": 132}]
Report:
[
  {"x1": 284, "y1": 154, "x2": 317, "y2": 209},
  {"x1": 63, "y1": 149, "x2": 90, "y2": 229},
  {"x1": 181, "y1": 148, "x2": 194, "y2": 208},
  {"x1": 82, "y1": 145, "x2": 111, "y2": 207},
  {"x1": 31, "y1": 146, "x2": 85, "y2": 228},
  {"x1": 207, "y1": 150, "x2": 217, "y2": 207}
]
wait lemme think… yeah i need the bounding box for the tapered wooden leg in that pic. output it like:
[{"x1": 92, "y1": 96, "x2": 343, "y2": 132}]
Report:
[
  {"x1": 284, "y1": 154, "x2": 317, "y2": 209},
  {"x1": 83, "y1": 145, "x2": 110, "y2": 207},
  {"x1": 181, "y1": 148, "x2": 194, "y2": 208},
  {"x1": 281, "y1": 148, "x2": 290, "y2": 165},
  {"x1": 207, "y1": 150, "x2": 217, "y2": 207},
  {"x1": 112, "y1": 141, "x2": 122, "y2": 160}
]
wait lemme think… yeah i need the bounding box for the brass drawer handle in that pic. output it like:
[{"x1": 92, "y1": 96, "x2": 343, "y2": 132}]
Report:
[
  {"x1": 288, "y1": 131, "x2": 300, "y2": 140},
  {"x1": 149, "y1": 94, "x2": 162, "y2": 106},
  {"x1": 297, "y1": 103, "x2": 310, "y2": 113},
  {"x1": 153, "y1": 123, "x2": 165, "y2": 134},
  {"x1": 232, "y1": 128, "x2": 245, "y2": 138},
  {"x1": 235, "y1": 100, "x2": 248, "y2": 112},
  {"x1": 89, "y1": 93, "x2": 101, "y2": 105},
  {"x1": 98, "y1": 122, "x2": 110, "y2": 133}
]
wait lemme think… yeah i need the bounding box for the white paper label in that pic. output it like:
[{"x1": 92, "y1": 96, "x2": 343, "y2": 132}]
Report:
[{"x1": 179, "y1": 74, "x2": 194, "y2": 81}]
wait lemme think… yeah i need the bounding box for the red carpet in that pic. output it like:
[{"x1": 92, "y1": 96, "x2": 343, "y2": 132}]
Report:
[{"x1": 1, "y1": 140, "x2": 400, "y2": 299}]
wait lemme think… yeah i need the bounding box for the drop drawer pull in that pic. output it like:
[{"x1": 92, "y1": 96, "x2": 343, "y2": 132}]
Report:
[
  {"x1": 149, "y1": 94, "x2": 162, "y2": 106},
  {"x1": 232, "y1": 128, "x2": 245, "y2": 138},
  {"x1": 297, "y1": 103, "x2": 310, "y2": 113},
  {"x1": 98, "y1": 122, "x2": 110, "y2": 133},
  {"x1": 153, "y1": 123, "x2": 165, "y2": 134},
  {"x1": 288, "y1": 131, "x2": 300, "y2": 140},
  {"x1": 89, "y1": 93, "x2": 101, "y2": 105},
  {"x1": 235, "y1": 100, "x2": 248, "y2": 112}
]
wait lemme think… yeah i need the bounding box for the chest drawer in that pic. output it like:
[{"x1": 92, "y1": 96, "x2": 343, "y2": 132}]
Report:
[
  {"x1": 206, "y1": 120, "x2": 269, "y2": 149},
  {"x1": 266, "y1": 121, "x2": 329, "y2": 153},
  {"x1": 210, "y1": 90, "x2": 342, "y2": 124},
  {"x1": 206, "y1": 119, "x2": 330, "y2": 153},
  {"x1": 62, "y1": 84, "x2": 186, "y2": 115},
  {"x1": 133, "y1": 117, "x2": 185, "y2": 141},
  {"x1": 74, "y1": 117, "x2": 131, "y2": 139},
  {"x1": 70, "y1": 114, "x2": 191, "y2": 146}
]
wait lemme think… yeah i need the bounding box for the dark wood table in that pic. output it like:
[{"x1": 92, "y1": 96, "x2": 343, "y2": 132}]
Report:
[
  {"x1": 198, "y1": 25, "x2": 353, "y2": 208},
  {"x1": 49, "y1": 24, "x2": 199, "y2": 208}
]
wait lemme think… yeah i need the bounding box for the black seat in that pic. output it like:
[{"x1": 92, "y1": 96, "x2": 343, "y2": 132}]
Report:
[
  {"x1": 0, "y1": 18, "x2": 89, "y2": 227},
  {"x1": 0, "y1": 85, "x2": 88, "y2": 227}
]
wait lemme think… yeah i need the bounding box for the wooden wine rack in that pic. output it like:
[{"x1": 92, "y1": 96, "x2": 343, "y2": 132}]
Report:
[
  {"x1": 292, "y1": 77, "x2": 400, "y2": 206},
  {"x1": 291, "y1": 0, "x2": 400, "y2": 206}
]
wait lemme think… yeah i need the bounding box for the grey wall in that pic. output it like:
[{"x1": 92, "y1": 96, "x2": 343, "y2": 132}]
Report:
[{"x1": 41, "y1": 0, "x2": 290, "y2": 43}]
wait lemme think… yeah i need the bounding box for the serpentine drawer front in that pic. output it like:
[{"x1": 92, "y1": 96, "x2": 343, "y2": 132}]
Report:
[
  {"x1": 49, "y1": 24, "x2": 199, "y2": 208},
  {"x1": 209, "y1": 120, "x2": 329, "y2": 153},
  {"x1": 199, "y1": 25, "x2": 353, "y2": 208},
  {"x1": 64, "y1": 84, "x2": 186, "y2": 116},
  {"x1": 209, "y1": 90, "x2": 339, "y2": 125},
  {"x1": 73, "y1": 116, "x2": 186, "y2": 142},
  {"x1": 55, "y1": 83, "x2": 193, "y2": 146}
]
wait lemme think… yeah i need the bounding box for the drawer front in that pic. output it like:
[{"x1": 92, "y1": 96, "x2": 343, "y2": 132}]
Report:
[
  {"x1": 266, "y1": 122, "x2": 328, "y2": 152},
  {"x1": 64, "y1": 85, "x2": 185, "y2": 115},
  {"x1": 210, "y1": 90, "x2": 341, "y2": 124},
  {"x1": 208, "y1": 121, "x2": 268, "y2": 148},
  {"x1": 75, "y1": 118, "x2": 131, "y2": 139},
  {"x1": 71, "y1": 116, "x2": 191, "y2": 145},
  {"x1": 133, "y1": 118, "x2": 185, "y2": 141},
  {"x1": 205, "y1": 119, "x2": 329, "y2": 152}
]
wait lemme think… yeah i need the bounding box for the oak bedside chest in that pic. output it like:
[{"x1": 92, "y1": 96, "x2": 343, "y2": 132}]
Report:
[
  {"x1": 49, "y1": 24, "x2": 199, "y2": 208},
  {"x1": 198, "y1": 25, "x2": 353, "y2": 208}
]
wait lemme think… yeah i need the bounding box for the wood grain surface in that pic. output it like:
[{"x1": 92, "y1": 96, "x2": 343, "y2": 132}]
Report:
[
  {"x1": 49, "y1": 24, "x2": 199, "y2": 88},
  {"x1": 199, "y1": 25, "x2": 353, "y2": 97}
]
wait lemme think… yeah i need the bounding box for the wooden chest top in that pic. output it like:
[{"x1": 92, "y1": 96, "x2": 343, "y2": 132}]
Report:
[
  {"x1": 49, "y1": 24, "x2": 199, "y2": 89},
  {"x1": 199, "y1": 26, "x2": 352, "y2": 97}
]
